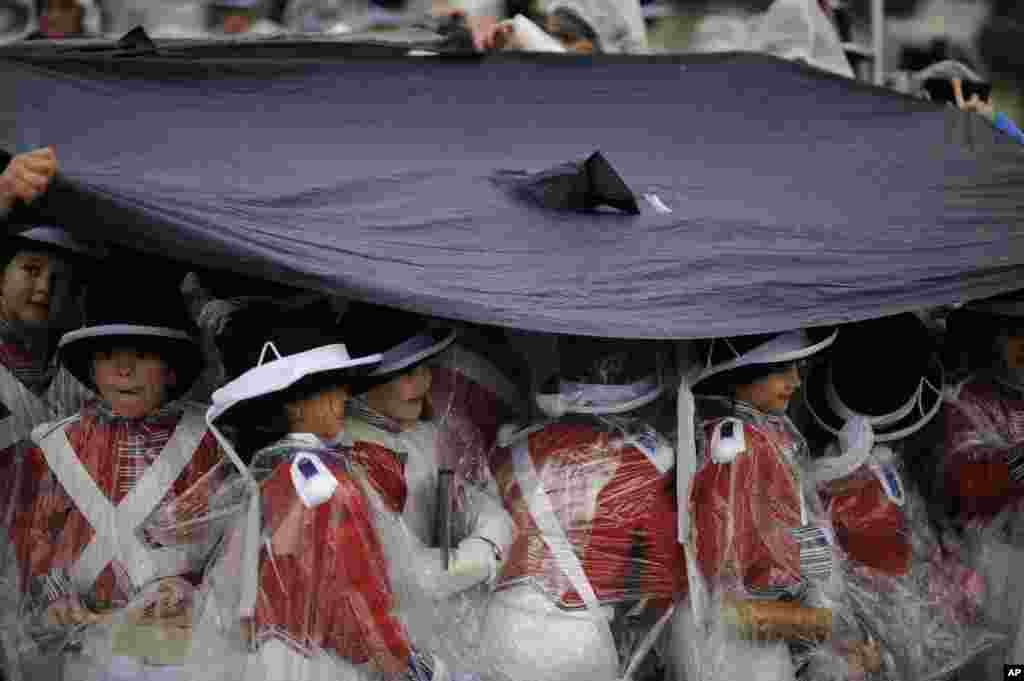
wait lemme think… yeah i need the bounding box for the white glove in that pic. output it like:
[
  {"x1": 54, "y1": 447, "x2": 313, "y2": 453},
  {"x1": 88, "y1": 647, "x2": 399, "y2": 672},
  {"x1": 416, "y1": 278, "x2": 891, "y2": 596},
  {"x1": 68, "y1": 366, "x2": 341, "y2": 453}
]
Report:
[
  {"x1": 448, "y1": 537, "x2": 500, "y2": 583},
  {"x1": 408, "y1": 546, "x2": 489, "y2": 601}
]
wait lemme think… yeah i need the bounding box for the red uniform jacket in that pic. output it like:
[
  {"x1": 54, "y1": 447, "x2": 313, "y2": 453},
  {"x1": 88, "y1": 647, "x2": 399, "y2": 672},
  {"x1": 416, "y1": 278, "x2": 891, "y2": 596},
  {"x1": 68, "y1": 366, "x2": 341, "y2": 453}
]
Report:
[
  {"x1": 942, "y1": 376, "x2": 1024, "y2": 523},
  {"x1": 819, "y1": 462, "x2": 910, "y2": 576},
  {"x1": 249, "y1": 435, "x2": 411, "y2": 670},
  {"x1": 12, "y1": 402, "x2": 223, "y2": 614},
  {"x1": 492, "y1": 419, "x2": 682, "y2": 610},
  {"x1": 691, "y1": 403, "x2": 806, "y2": 598}
]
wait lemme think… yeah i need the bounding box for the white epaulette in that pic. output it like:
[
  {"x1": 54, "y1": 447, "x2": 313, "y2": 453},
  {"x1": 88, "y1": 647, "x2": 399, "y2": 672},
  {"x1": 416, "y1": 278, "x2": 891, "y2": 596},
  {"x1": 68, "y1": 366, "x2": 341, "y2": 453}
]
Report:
[
  {"x1": 30, "y1": 413, "x2": 82, "y2": 445},
  {"x1": 709, "y1": 418, "x2": 746, "y2": 463}
]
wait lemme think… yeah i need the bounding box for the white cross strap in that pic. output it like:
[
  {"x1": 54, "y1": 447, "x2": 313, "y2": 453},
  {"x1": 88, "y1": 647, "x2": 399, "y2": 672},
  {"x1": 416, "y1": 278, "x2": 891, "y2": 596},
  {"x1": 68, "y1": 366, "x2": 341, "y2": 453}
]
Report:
[
  {"x1": 0, "y1": 362, "x2": 58, "y2": 452},
  {"x1": 510, "y1": 440, "x2": 620, "y2": 668},
  {"x1": 33, "y1": 406, "x2": 208, "y2": 592}
]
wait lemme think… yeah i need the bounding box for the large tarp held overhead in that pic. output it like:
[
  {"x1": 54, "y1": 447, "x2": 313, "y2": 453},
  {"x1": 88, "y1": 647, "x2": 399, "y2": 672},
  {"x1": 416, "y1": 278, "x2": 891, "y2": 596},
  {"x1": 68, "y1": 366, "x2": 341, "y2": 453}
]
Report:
[{"x1": 3, "y1": 38, "x2": 1024, "y2": 338}]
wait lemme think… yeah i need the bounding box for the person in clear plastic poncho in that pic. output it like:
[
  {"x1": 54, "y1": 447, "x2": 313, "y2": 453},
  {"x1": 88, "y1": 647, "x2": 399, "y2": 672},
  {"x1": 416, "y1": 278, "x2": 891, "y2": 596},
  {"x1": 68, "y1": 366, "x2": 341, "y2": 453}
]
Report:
[
  {"x1": 689, "y1": 0, "x2": 854, "y2": 80},
  {"x1": 802, "y1": 313, "x2": 1000, "y2": 680},
  {"x1": 480, "y1": 335, "x2": 683, "y2": 681},
  {"x1": 675, "y1": 327, "x2": 878, "y2": 681},
  {"x1": 338, "y1": 303, "x2": 516, "y2": 614},
  {"x1": 3, "y1": 269, "x2": 234, "y2": 681},
  {"x1": 939, "y1": 290, "x2": 1024, "y2": 678},
  {"x1": 199, "y1": 304, "x2": 475, "y2": 681},
  {"x1": 0, "y1": 227, "x2": 101, "y2": 679}
]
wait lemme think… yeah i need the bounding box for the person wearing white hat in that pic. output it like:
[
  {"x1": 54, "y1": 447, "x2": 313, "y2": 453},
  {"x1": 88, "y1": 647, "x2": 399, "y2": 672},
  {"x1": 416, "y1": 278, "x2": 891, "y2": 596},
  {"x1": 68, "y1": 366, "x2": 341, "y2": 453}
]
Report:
[
  {"x1": 203, "y1": 303, "x2": 460, "y2": 681},
  {"x1": 336, "y1": 303, "x2": 516, "y2": 675},
  {"x1": 674, "y1": 326, "x2": 881, "y2": 681},
  {"x1": 802, "y1": 313, "x2": 998, "y2": 680},
  {"x1": 939, "y1": 289, "x2": 1024, "y2": 679},
  {"x1": 479, "y1": 335, "x2": 682, "y2": 681},
  {"x1": 4, "y1": 268, "x2": 232, "y2": 681}
]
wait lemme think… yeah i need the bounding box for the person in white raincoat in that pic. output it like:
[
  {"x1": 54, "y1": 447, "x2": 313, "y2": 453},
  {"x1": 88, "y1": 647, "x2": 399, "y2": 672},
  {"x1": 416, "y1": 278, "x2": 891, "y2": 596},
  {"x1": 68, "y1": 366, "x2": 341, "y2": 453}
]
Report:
[{"x1": 690, "y1": 0, "x2": 854, "y2": 79}]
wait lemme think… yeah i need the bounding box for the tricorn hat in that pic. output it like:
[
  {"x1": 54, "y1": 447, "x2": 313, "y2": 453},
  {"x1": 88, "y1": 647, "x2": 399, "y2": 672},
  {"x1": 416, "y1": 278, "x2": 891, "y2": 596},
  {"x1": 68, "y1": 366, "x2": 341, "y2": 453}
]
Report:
[
  {"x1": 58, "y1": 270, "x2": 202, "y2": 401},
  {"x1": 804, "y1": 313, "x2": 944, "y2": 442}
]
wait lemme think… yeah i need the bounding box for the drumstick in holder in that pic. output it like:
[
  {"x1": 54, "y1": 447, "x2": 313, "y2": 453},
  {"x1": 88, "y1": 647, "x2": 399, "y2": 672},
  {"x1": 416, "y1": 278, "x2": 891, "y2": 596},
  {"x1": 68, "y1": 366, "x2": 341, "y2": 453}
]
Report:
[
  {"x1": 723, "y1": 599, "x2": 833, "y2": 642},
  {"x1": 437, "y1": 468, "x2": 454, "y2": 570}
]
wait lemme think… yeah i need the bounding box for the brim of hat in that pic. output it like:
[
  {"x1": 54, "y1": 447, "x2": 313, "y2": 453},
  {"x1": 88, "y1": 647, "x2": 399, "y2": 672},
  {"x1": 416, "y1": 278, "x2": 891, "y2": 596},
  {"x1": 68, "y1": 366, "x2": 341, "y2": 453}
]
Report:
[
  {"x1": 209, "y1": 344, "x2": 382, "y2": 424},
  {"x1": 804, "y1": 354, "x2": 944, "y2": 443},
  {"x1": 534, "y1": 374, "x2": 665, "y2": 417},
  {"x1": 58, "y1": 326, "x2": 202, "y2": 401},
  {"x1": 10, "y1": 228, "x2": 106, "y2": 260},
  {"x1": 694, "y1": 328, "x2": 837, "y2": 387},
  {"x1": 369, "y1": 327, "x2": 457, "y2": 378}
]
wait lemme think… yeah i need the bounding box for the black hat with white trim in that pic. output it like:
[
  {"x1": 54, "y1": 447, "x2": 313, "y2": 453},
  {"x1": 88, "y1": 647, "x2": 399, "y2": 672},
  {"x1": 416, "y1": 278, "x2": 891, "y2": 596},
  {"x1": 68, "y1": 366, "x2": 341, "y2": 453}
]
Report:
[
  {"x1": 804, "y1": 313, "x2": 944, "y2": 443},
  {"x1": 535, "y1": 335, "x2": 667, "y2": 417},
  {"x1": 209, "y1": 301, "x2": 384, "y2": 427},
  {"x1": 3, "y1": 226, "x2": 106, "y2": 268},
  {"x1": 675, "y1": 325, "x2": 837, "y2": 544},
  {"x1": 58, "y1": 272, "x2": 201, "y2": 401},
  {"x1": 693, "y1": 326, "x2": 838, "y2": 393},
  {"x1": 340, "y1": 301, "x2": 457, "y2": 384}
]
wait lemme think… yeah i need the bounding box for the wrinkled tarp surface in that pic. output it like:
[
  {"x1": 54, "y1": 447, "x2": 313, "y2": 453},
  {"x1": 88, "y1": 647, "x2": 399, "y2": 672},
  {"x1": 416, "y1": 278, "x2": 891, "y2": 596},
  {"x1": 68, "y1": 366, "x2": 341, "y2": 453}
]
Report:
[{"x1": 3, "y1": 38, "x2": 1024, "y2": 338}]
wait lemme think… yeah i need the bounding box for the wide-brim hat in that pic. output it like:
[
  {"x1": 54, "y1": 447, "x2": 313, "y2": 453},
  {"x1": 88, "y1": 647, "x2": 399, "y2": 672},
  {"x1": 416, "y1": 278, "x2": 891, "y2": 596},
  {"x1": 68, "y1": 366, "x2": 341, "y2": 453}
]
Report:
[
  {"x1": 340, "y1": 301, "x2": 456, "y2": 382},
  {"x1": 804, "y1": 313, "x2": 944, "y2": 442},
  {"x1": 58, "y1": 272, "x2": 201, "y2": 401},
  {"x1": 210, "y1": 299, "x2": 383, "y2": 425},
  {"x1": 693, "y1": 326, "x2": 838, "y2": 389},
  {"x1": 4, "y1": 226, "x2": 106, "y2": 264},
  {"x1": 535, "y1": 336, "x2": 667, "y2": 417}
]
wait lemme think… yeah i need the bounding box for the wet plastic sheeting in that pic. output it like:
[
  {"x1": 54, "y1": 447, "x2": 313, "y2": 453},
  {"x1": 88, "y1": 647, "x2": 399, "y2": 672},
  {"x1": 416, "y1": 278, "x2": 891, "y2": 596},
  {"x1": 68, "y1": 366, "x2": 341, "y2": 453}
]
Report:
[{"x1": 3, "y1": 400, "x2": 238, "y2": 681}]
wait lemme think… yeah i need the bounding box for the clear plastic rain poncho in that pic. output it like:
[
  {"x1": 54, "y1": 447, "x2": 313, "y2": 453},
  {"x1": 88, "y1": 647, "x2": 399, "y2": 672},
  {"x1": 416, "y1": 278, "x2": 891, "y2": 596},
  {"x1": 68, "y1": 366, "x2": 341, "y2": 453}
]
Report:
[
  {"x1": 189, "y1": 321, "x2": 527, "y2": 681},
  {"x1": 477, "y1": 335, "x2": 683, "y2": 681},
  {"x1": 341, "y1": 335, "x2": 525, "y2": 677},
  {"x1": 808, "y1": 418, "x2": 1002, "y2": 681},
  {"x1": 940, "y1": 372, "x2": 1024, "y2": 679},
  {"x1": 690, "y1": 0, "x2": 854, "y2": 79},
  {"x1": 2, "y1": 398, "x2": 240, "y2": 681},
  {"x1": 682, "y1": 393, "x2": 868, "y2": 681}
]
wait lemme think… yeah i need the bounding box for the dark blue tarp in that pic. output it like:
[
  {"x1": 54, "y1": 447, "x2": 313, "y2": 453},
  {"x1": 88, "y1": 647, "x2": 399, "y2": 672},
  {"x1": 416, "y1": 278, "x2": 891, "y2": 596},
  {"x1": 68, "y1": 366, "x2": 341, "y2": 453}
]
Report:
[{"x1": 3, "y1": 38, "x2": 1024, "y2": 338}]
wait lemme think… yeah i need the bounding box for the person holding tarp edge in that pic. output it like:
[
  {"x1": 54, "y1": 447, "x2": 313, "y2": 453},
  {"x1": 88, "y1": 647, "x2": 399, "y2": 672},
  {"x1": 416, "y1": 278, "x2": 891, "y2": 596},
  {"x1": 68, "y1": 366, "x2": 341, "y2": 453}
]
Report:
[{"x1": 1, "y1": 147, "x2": 57, "y2": 223}]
